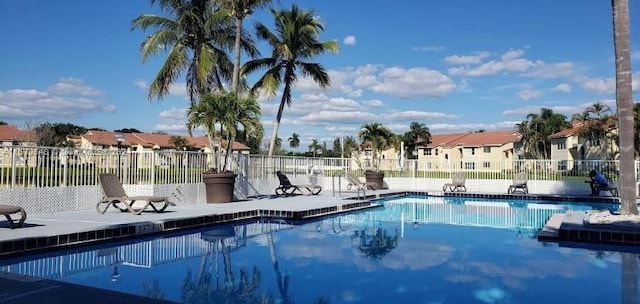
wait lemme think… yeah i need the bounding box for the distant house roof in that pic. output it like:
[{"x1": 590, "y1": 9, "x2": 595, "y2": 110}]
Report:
[
  {"x1": 548, "y1": 122, "x2": 585, "y2": 139},
  {"x1": 0, "y1": 125, "x2": 37, "y2": 142},
  {"x1": 423, "y1": 130, "x2": 521, "y2": 148},
  {"x1": 80, "y1": 130, "x2": 250, "y2": 151},
  {"x1": 187, "y1": 136, "x2": 250, "y2": 151}
]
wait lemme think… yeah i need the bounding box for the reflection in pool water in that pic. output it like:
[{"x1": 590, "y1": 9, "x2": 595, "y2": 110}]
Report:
[{"x1": 0, "y1": 196, "x2": 636, "y2": 303}]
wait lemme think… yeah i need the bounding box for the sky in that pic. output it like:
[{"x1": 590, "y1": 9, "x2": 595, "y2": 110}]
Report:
[{"x1": 1, "y1": 0, "x2": 639, "y2": 151}]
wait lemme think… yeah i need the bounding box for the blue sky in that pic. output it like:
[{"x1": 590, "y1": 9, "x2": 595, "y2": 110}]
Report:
[{"x1": 1, "y1": 0, "x2": 639, "y2": 150}]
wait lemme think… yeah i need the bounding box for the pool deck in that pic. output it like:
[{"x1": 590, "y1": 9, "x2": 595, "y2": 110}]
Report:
[{"x1": 0, "y1": 190, "x2": 636, "y2": 303}]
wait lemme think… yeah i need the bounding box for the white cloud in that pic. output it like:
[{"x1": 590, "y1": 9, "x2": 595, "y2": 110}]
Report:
[
  {"x1": 154, "y1": 107, "x2": 188, "y2": 134},
  {"x1": 343, "y1": 35, "x2": 356, "y2": 46},
  {"x1": 448, "y1": 49, "x2": 543, "y2": 77},
  {"x1": 444, "y1": 52, "x2": 490, "y2": 65},
  {"x1": 518, "y1": 89, "x2": 543, "y2": 101},
  {"x1": 524, "y1": 62, "x2": 574, "y2": 78},
  {"x1": 371, "y1": 67, "x2": 456, "y2": 98},
  {"x1": 552, "y1": 83, "x2": 572, "y2": 93},
  {"x1": 47, "y1": 78, "x2": 103, "y2": 96},
  {"x1": 299, "y1": 110, "x2": 378, "y2": 124},
  {"x1": 134, "y1": 80, "x2": 148, "y2": 89},
  {"x1": 387, "y1": 110, "x2": 459, "y2": 122},
  {"x1": 366, "y1": 99, "x2": 384, "y2": 107},
  {"x1": 0, "y1": 88, "x2": 114, "y2": 121},
  {"x1": 412, "y1": 45, "x2": 445, "y2": 52},
  {"x1": 168, "y1": 82, "x2": 189, "y2": 98}
]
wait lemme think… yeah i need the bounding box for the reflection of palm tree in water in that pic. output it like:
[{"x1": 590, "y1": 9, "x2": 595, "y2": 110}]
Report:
[
  {"x1": 267, "y1": 229, "x2": 294, "y2": 304},
  {"x1": 351, "y1": 227, "x2": 400, "y2": 260},
  {"x1": 180, "y1": 227, "x2": 266, "y2": 303}
]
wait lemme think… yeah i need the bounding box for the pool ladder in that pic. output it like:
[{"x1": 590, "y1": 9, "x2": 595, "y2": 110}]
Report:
[{"x1": 331, "y1": 172, "x2": 367, "y2": 200}]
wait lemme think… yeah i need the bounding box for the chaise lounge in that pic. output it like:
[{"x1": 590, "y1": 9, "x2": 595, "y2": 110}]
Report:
[
  {"x1": 508, "y1": 172, "x2": 529, "y2": 194},
  {"x1": 443, "y1": 172, "x2": 466, "y2": 192},
  {"x1": 275, "y1": 171, "x2": 322, "y2": 196},
  {"x1": 345, "y1": 172, "x2": 377, "y2": 191},
  {"x1": 97, "y1": 173, "x2": 170, "y2": 215},
  {"x1": 0, "y1": 205, "x2": 26, "y2": 229}
]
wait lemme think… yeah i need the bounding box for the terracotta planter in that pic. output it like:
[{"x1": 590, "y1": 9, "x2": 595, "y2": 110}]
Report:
[
  {"x1": 202, "y1": 172, "x2": 237, "y2": 204},
  {"x1": 365, "y1": 170, "x2": 385, "y2": 190}
]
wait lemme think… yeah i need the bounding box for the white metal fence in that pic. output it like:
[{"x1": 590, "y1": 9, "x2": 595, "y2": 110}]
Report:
[{"x1": 0, "y1": 146, "x2": 638, "y2": 214}]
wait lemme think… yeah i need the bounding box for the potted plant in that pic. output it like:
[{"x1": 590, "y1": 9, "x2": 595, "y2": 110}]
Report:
[
  {"x1": 187, "y1": 91, "x2": 263, "y2": 203},
  {"x1": 358, "y1": 122, "x2": 397, "y2": 190}
]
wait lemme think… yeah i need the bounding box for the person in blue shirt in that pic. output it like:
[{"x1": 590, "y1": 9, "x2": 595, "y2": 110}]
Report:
[{"x1": 588, "y1": 170, "x2": 609, "y2": 196}]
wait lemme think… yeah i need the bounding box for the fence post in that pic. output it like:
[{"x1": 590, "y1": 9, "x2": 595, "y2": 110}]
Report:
[
  {"x1": 62, "y1": 148, "x2": 69, "y2": 186},
  {"x1": 10, "y1": 147, "x2": 16, "y2": 189},
  {"x1": 151, "y1": 151, "x2": 156, "y2": 186}
]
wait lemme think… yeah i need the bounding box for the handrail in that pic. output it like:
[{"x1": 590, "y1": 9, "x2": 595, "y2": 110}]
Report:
[{"x1": 332, "y1": 172, "x2": 366, "y2": 200}]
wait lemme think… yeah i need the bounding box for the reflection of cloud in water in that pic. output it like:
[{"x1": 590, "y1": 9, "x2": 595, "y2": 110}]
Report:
[
  {"x1": 447, "y1": 258, "x2": 582, "y2": 289},
  {"x1": 250, "y1": 234, "x2": 273, "y2": 246},
  {"x1": 474, "y1": 288, "x2": 507, "y2": 304},
  {"x1": 380, "y1": 242, "x2": 455, "y2": 270},
  {"x1": 342, "y1": 290, "x2": 362, "y2": 302}
]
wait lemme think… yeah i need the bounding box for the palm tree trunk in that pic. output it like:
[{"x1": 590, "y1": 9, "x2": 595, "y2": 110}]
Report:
[
  {"x1": 231, "y1": 17, "x2": 243, "y2": 94},
  {"x1": 612, "y1": 0, "x2": 637, "y2": 215},
  {"x1": 268, "y1": 99, "x2": 287, "y2": 156}
]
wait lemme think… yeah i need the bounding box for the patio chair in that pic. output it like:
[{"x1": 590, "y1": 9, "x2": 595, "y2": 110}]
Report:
[
  {"x1": 443, "y1": 172, "x2": 466, "y2": 192},
  {"x1": 275, "y1": 171, "x2": 322, "y2": 196},
  {"x1": 0, "y1": 205, "x2": 26, "y2": 229},
  {"x1": 97, "y1": 173, "x2": 170, "y2": 215},
  {"x1": 508, "y1": 172, "x2": 529, "y2": 194},
  {"x1": 345, "y1": 172, "x2": 377, "y2": 191},
  {"x1": 594, "y1": 175, "x2": 619, "y2": 197}
]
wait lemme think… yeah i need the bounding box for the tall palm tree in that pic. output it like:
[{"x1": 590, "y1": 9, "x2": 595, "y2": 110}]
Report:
[
  {"x1": 288, "y1": 133, "x2": 300, "y2": 149},
  {"x1": 578, "y1": 102, "x2": 617, "y2": 159},
  {"x1": 308, "y1": 139, "x2": 321, "y2": 157},
  {"x1": 132, "y1": 0, "x2": 257, "y2": 104},
  {"x1": 402, "y1": 121, "x2": 431, "y2": 159},
  {"x1": 217, "y1": 0, "x2": 273, "y2": 93},
  {"x1": 519, "y1": 108, "x2": 569, "y2": 159},
  {"x1": 359, "y1": 122, "x2": 395, "y2": 170},
  {"x1": 186, "y1": 91, "x2": 263, "y2": 171},
  {"x1": 242, "y1": 4, "x2": 339, "y2": 156},
  {"x1": 611, "y1": 0, "x2": 637, "y2": 215}
]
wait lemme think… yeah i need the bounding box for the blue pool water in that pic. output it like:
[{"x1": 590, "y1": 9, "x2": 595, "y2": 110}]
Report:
[{"x1": 2, "y1": 196, "x2": 637, "y2": 303}]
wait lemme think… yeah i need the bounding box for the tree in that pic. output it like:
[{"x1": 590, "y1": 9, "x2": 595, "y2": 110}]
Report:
[
  {"x1": 517, "y1": 108, "x2": 569, "y2": 159},
  {"x1": 218, "y1": 0, "x2": 272, "y2": 93},
  {"x1": 132, "y1": 0, "x2": 257, "y2": 104},
  {"x1": 343, "y1": 136, "x2": 358, "y2": 158},
  {"x1": 577, "y1": 102, "x2": 617, "y2": 159},
  {"x1": 186, "y1": 91, "x2": 263, "y2": 171},
  {"x1": 114, "y1": 128, "x2": 141, "y2": 133},
  {"x1": 288, "y1": 133, "x2": 300, "y2": 149},
  {"x1": 611, "y1": 0, "x2": 637, "y2": 215},
  {"x1": 0, "y1": 121, "x2": 7, "y2": 125},
  {"x1": 308, "y1": 139, "x2": 321, "y2": 157},
  {"x1": 358, "y1": 122, "x2": 395, "y2": 171},
  {"x1": 242, "y1": 4, "x2": 339, "y2": 156},
  {"x1": 169, "y1": 135, "x2": 191, "y2": 150},
  {"x1": 402, "y1": 122, "x2": 431, "y2": 159},
  {"x1": 332, "y1": 137, "x2": 342, "y2": 157},
  {"x1": 34, "y1": 122, "x2": 87, "y2": 147}
]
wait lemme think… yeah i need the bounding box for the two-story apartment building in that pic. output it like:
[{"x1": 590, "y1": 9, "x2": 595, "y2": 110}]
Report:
[
  {"x1": 548, "y1": 122, "x2": 619, "y2": 171},
  {"x1": 0, "y1": 125, "x2": 38, "y2": 168},
  {"x1": 417, "y1": 130, "x2": 522, "y2": 172}
]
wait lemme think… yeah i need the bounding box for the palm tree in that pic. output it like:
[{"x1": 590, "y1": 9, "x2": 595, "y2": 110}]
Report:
[
  {"x1": 611, "y1": 0, "x2": 637, "y2": 215},
  {"x1": 402, "y1": 122, "x2": 431, "y2": 159},
  {"x1": 308, "y1": 139, "x2": 321, "y2": 157},
  {"x1": 578, "y1": 102, "x2": 617, "y2": 160},
  {"x1": 217, "y1": 0, "x2": 273, "y2": 93},
  {"x1": 132, "y1": 0, "x2": 257, "y2": 104},
  {"x1": 343, "y1": 136, "x2": 358, "y2": 158},
  {"x1": 242, "y1": 4, "x2": 339, "y2": 156},
  {"x1": 288, "y1": 133, "x2": 300, "y2": 149},
  {"x1": 186, "y1": 91, "x2": 263, "y2": 171},
  {"x1": 358, "y1": 122, "x2": 395, "y2": 171},
  {"x1": 518, "y1": 108, "x2": 569, "y2": 159}
]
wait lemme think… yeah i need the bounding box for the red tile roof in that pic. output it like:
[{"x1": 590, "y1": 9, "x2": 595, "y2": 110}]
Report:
[
  {"x1": 548, "y1": 122, "x2": 585, "y2": 139},
  {"x1": 423, "y1": 130, "x2": 521, "y2": 148},
  {"x1": 0, "y1": 125, "x2": 37, "y2": 142},
  {"x1": 81, "y1": 130, "x2": 249, "y2": 151}
]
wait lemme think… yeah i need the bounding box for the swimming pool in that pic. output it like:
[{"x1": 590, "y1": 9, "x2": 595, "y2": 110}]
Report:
[{"x1": 1, "y1": 195, "x2": 635, "y2": 303}]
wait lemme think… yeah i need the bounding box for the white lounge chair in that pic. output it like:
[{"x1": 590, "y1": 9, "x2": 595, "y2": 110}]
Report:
[{"x1": 97, "y1": 173, "x2": 170, "y2": 215}]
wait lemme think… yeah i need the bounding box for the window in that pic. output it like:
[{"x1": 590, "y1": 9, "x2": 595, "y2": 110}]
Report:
[
  {"x1": 424, "y1": 148, "x2": 433, "y2": 156},
  {"x1": 557, "y1": 139, "x2": 566, "y2": 150},
  {"x1": 483, "y1": 162, "x2": 490, "y2": 168},
  {"x1": 483, "y1": 147, "x2": 491, "y2": 153},
  {"x1": 471, "y1": 148, "x2": 476, "y2": 155},
  {"x1": 557, "y1": 160, "x2": 567, "y2": 170},
  {"x1": 464, "y1": 162, "x2": 475, "y2": 170}
]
